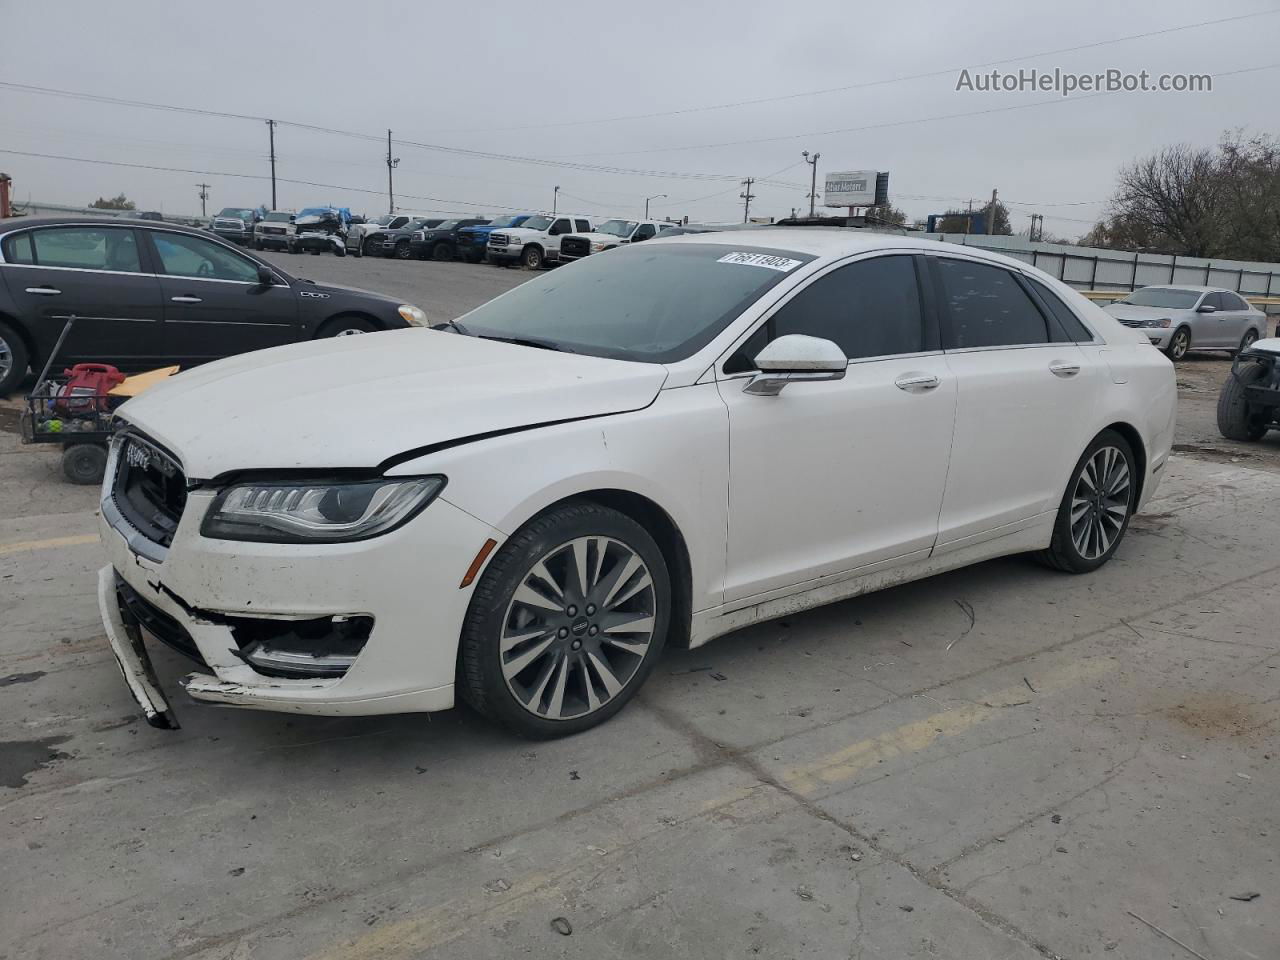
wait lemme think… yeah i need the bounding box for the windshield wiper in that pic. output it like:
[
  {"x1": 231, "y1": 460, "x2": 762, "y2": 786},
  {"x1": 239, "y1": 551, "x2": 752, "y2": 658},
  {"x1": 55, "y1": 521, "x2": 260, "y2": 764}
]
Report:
[
  {"x1": 431, "y1": 319, "x2": 473, "y2": 336},
  {"x1": 480, "y1": 334, "x2": 575, "y2": 354}
]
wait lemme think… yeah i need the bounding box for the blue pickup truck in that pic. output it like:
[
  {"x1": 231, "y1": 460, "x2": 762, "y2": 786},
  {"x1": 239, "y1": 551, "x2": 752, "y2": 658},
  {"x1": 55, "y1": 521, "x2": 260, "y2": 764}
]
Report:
[{"x1": 455, "y1": 214, "x2": 534, "y2": 263}]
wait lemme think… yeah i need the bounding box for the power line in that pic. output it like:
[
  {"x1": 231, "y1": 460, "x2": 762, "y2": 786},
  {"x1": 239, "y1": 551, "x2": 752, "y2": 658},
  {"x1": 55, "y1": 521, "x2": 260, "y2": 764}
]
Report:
[
  {"x1": 566, "y1": 62, "x2": 1280, "y2": 157},
  {"x1": 425, "y1": 10, "x2": 1280, "y2": 134}
]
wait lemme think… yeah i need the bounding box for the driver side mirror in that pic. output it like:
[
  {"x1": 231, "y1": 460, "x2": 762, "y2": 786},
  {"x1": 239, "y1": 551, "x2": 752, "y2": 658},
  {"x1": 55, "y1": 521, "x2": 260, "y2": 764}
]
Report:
[
  {"x1": 1196, "y1": 303, "x2": 1216, "y2": 313},
  {"x1": 743, "y1": 334, "x2": 847, "y2": 396},
  {"x1": 256, "y1": 264, "x2": 275, "y2": 287}
]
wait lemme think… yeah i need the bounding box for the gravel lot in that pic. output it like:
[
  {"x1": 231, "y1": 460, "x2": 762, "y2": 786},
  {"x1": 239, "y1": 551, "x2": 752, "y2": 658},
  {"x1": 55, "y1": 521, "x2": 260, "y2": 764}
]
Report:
[{"x1": 1, "y1": 258, "x2": 1278, "y2": 960}]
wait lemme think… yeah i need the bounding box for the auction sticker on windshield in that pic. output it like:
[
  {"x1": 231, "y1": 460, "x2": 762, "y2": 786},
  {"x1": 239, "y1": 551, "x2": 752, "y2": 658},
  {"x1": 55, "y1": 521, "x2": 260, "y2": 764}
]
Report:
[{"x1": 716, "y1": 251, "x2": 803, "y2": 272}]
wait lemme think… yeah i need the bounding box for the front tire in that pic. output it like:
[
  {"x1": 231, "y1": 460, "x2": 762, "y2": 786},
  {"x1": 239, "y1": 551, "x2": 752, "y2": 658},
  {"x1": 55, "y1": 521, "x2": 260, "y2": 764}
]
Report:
[
  {"x1": 316, "y1": 316, "x2": 377, "y2": 337},
  {"x1": 394, "y1": 240, "x2": 412, "y2": 260},
  {"x1": 1217, "y1": 362, "x2": 1269, "y2": 441},
  {"x1": 459, "y1": 502, "x2": 671, "y2": 739},
  {"x1": 1167, "y1": 327, "x2": 1191, "y2": 361},
  {"x1": 363, "y1": 238, "x2": 380, "y2": 257},
  {"x1": 0, "y1": 319, "x2": 31, "y2": 396},
  {"x1": 521, "y1": 245, "x2": 544, "y2": 270},
  {"x1": 432, "y1": 241, "x2": 454, "y2": 262},
  {"x1": 1036, "y1": 430, "x2": 1137, "y2": 574}
]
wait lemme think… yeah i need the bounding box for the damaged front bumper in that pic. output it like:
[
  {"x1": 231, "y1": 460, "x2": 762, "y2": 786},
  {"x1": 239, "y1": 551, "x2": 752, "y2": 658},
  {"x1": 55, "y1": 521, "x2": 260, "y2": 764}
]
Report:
[{"x1": 96, "y1": 486, "x2": 500, "y2": 724}]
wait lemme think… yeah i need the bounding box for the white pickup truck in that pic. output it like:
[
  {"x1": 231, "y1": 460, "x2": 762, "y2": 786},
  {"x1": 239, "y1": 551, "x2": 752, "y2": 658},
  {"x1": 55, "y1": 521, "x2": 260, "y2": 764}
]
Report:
[
  {"x1": 557, "y1": 219, "x2": 668, "y2": 262},
  {"x1": 485, "y1": 214, "x2": 594, "y2": 269}
]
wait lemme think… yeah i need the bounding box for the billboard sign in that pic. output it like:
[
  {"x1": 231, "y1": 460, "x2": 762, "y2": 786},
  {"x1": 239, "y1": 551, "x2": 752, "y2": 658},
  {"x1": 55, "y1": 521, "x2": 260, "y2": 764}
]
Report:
[{"x1": 823, "y1": 170, "x2": 877, "y2": 207}]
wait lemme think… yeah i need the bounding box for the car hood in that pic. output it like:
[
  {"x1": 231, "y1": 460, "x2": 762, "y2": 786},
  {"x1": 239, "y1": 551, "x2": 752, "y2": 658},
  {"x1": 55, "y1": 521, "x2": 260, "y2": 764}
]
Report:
[
  {"x1": 1102, "y1": 303, "x2": 1186, "y2": 321},
  {"x1": 570, "y1": 231, "x2": 628, "y2": 244},
  {"x1": 116, "y1": 330, "x2": 668, "y2": 479},
  {"x1": 293, "y1": 279, "x2": 399, "y2": 303}
]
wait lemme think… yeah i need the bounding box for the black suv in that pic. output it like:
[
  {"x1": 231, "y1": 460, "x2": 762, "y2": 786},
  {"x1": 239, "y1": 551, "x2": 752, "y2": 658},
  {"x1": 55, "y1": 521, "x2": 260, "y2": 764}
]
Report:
[
  {"x1": 371, "y1": 219, "x2": 446, "y2": 260},
  {"x1": 0, "y1": 218, "x2": 430, "y2": 394},
  {"x1": 408, "y1": 219, "x2": 491, "y2": 261}
]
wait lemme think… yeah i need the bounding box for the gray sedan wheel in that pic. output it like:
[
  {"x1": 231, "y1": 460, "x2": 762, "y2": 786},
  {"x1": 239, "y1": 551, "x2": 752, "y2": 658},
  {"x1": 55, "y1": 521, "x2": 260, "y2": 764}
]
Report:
[{"x1": 1168, "y1": 327, "x2": 1191, "y2": 361}]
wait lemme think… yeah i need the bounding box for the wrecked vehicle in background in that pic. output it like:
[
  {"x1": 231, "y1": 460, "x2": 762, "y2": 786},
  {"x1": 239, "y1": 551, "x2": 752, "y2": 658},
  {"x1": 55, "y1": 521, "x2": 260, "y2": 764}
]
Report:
[
  {"x1": 1218, "y1": 335, "x2": 1280, "y2": 441},
  {"x1": 288, "y1": 207, "x2": 350, "y2": 256}
]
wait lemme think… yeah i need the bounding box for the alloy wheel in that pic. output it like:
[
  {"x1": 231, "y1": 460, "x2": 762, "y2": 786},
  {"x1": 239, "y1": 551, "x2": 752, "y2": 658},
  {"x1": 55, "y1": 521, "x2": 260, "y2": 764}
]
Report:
[
  {"x1": 334, "y1": 328, "x2": 365, "y2": 337},
  {"x1": 1069, "y1": 445, "x2": 1132, "y2": 560},
  {"x1": 1241, "y1": 330, "x2": 1259, "y2": 351},
  {"x1": 0, "y1": 335, "x2": 11, "y2": 384},
  {"x1": 1169, "y1": 329, "x2": 1190, "y2": 360},
  {"x1": 500, "y1": 536, "x2": 656, "y2": 721}
]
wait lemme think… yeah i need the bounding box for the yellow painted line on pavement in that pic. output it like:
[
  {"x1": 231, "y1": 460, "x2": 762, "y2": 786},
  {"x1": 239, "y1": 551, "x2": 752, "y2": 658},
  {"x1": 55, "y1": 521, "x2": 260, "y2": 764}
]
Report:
[
  {"x1": 0, "y1": 533, "x2": 99, "y2": 557},
  {"x1": 782, "y1": 656, "x2": 1116, "y2": 796}
]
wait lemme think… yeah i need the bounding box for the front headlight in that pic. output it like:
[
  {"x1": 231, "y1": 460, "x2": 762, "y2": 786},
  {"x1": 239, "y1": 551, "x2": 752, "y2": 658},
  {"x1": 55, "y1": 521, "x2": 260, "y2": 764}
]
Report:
[
  {"x1": 201, "y1": 476, "x2": 445, "y2": 543},
  {"x1": 398, "y1": 304, "x2": 428, "y2": 327},
  {"x1": 1138, "y1": 318, "x2": 1172, "y2": 328},
  {"x1": 590, "y1": 241, "x2": 608, "y2": 251}
]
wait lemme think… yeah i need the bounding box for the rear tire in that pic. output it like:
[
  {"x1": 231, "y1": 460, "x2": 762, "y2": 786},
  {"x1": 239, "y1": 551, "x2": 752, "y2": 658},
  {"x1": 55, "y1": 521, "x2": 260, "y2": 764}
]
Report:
[
  {"x1": 62, "y1": 444, "x2": 107, "y2": 485},
  {"x1": 1217, "y1": 362, "x2": 1269, "y2": 441},
  {"x1": 1233, "y1": 329, "x2": 1260, "y2": 355},
  {"x1": 1035, "y1": 429, "x2": 1137, "y2": 574},
  {"x1": 459, "y1": 501, "x2": 671, "y2": 739},
  {"x1": 0, "y1": 319, "x2": 30, "y2": 396},
  {"x1": 1167, "y1": 327, "x2": 1191, "y2": 361}
]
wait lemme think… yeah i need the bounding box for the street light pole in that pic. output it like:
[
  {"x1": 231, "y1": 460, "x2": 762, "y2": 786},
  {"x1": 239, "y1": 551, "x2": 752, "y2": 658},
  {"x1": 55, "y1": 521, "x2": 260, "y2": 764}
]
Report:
[
  {"x1": 553, "y1": 185, "x2": 560, "y2": 215},
  {"x1": 645, "y1": 194, "x2": 667, "y2": 218},
  {"x1": 802, "y1": 150, "x2": 821, "y2": 218}
]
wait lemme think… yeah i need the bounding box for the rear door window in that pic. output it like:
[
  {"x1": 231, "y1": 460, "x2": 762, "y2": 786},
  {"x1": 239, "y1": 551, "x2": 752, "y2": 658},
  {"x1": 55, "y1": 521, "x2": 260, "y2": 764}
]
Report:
[
  {"x1": 575, "y1": 219, "x2": 591, "y2": 232},
  {"x1": 29, "y1": 227, "x2": 142, "y2": 272},
  {"x1": 1027, "y1": 278, "x2": 1094, "y2": 342},
  {"x1": 1220, "y1": 291, "x2": 1248, "y2": 311},
  {"x1": 934, "y1": 257, "x2": 1049, "y2": 349},
  {"x1": 2, "y1": 231, "x2": 35, "y2": 264},
  {"x1": 151, "y1": 231, "x2": 259, "y2": 283}
]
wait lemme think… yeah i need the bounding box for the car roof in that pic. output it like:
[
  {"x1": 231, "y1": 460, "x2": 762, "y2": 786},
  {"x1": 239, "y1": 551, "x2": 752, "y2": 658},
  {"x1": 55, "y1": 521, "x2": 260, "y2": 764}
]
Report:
[
  {"x1": 650, "y1": 227, "x2": 1036, "y2": 269},
  {"x1": 1139, "y1": 284, "x2": 1226, "y2": 293},
  {"x1": 0, "y1": 216, "x2": 213, "y2": 236}
]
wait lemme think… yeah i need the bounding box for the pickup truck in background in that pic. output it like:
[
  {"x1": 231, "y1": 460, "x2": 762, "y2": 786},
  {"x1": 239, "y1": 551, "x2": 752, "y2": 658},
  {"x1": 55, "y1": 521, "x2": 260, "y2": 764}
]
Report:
[
  {"x1": 368, "y1": 218, "x2": 446, "y2": 260},
  {"x1": 348, "y1": 214, "x2": 413, "y2": 257},
  {"x1": 407, "y1": 218, "x2": 491, "y2": 261},
  {"x1": 486, "y1": 214, "x2": 594, "y2": 269},
  {"x1": 558, "y1": 218, "x2": 669, "y2": 262},
  {"x1": 455, "y1": 214, "x2": 534, "y2": 263},
  {"x1": 208, "y1": 207, "x2": 262, "y2": 246},
  {"x1": 253, "y1": 210, "x2": 296, "y2": 251}
]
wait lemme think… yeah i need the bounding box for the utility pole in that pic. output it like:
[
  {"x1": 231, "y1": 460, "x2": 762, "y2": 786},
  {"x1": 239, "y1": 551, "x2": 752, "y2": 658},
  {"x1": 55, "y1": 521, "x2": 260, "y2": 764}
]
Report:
[
  {"x1": 802, "y1": 150, "x2": 821, "y2": 218},
  {"x1": 196, "y1": 183, "x2": 210, "y2": 217},
  {"x1": 987, "y1": 187, "x2": 999, "y2": 235},
  {"x1": 645, "y1": 193, "x2": 666, "y2": 218},
  {"x1": 1029, "y1": 213, "x2": 1044, "y2": 243},
  {"x1": 385, "y1": 129, "x2": 400, "y2": 215},
  {"x1": 266, "y1": 120, "x2": 278, "y2": 210},
  {"x1": 740, "y1": 178, "x2": 756, "y2": 223},
  {"x1": 553, "y1": 185, "x2": 560, "y2": 215}
]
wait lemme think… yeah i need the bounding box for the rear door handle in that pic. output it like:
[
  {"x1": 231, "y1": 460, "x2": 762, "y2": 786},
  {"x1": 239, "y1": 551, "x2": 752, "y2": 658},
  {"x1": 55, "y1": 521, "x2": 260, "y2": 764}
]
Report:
[
  {"x1": 170, "y1": 296, "x2": 203, "y2": 304},
  {"x1": 894, "y1": 373, "x2": 941, "y2": 392},
  {"x1": 25, "y1": 286, "x2": 61, "y2": 295},
  {"x1": 1049, "y1": 361, "x2": 1081, "y2": 378}
]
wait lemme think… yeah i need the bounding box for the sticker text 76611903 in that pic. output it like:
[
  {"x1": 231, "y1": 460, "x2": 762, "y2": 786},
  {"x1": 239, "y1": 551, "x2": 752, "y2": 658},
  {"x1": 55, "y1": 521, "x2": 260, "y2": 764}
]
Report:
[{"x1": 716, "y1": 252, "x2": 803, "y2": 272}]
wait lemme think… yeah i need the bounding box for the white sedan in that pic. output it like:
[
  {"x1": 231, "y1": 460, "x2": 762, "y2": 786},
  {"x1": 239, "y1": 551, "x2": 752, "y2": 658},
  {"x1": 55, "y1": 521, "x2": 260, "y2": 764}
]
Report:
[{"x1": 97, "y1": 230, "x2": 1176, "y2": 737}]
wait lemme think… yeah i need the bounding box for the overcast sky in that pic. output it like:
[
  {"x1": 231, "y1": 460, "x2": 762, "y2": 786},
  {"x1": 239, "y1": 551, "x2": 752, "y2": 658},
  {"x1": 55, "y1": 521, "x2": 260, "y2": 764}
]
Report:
[{"x1": 3, "y1": 0, "x2": 1277, "y2": 237}]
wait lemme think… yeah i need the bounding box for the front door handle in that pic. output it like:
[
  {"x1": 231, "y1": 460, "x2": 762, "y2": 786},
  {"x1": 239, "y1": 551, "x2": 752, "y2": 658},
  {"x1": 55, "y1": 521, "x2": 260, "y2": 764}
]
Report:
[
  {"x1": 894, "y1": 373, "x2": 940, "y2": 392},
  {"x1": 1049, "y1": 361, "x2": 1081, "y2": 378},
  {"x1": 170, "y1": 296, "x2": 203, "y2": 304},
  {"x1": 25, "y1": 286, "x2": 61, "y2": 295}
]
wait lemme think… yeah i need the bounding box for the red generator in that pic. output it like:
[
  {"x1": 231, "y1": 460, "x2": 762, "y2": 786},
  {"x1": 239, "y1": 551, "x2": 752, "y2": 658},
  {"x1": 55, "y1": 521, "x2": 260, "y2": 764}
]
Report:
[{"x1": 56, "y1": 363, "x2": 126, "y2": 415}]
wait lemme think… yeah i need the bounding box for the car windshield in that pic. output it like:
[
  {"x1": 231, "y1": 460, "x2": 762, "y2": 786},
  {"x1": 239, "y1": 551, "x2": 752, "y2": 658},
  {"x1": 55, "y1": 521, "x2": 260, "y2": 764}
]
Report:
[
  {"x1": 434, "y1": 220, "x2": 461, "y2": 230},
  {"x1": 458, "y1": 243, "x2": 813, "y2": 363},
  {"x1": 264, "y1": 212, "x2": 292, "y2": 222},
  {"x1": 489, "y1": 216, "x2": 521, "y2": 228},
  {"x1": 1119, "y1": 288, "x2": 1202, "y2": 308},
  {"x1": 217, "y1": 208, "x2": 254, "y2": 219},
  {"x1": 597, "y1": 220, "x2": 638, "y2": 237},
  {"x1": 521, "y1": 215, "x2": 553, "y2": 231},
  {"x1": 372, "y1": 215, "x2": 395, "y2": 226}
]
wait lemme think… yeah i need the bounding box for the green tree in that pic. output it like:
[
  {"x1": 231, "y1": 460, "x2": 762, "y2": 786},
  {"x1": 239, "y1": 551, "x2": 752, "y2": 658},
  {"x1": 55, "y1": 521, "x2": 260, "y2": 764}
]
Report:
[
  {"x1": 934, "y1": 202, "x2": 1011, "y2": 235},
  {"x1": 866, "y1": 203, "x2": 908, "y2": 227},
  {"x1": 89, "y1": 193, "x2": 136, "y2": 211}
]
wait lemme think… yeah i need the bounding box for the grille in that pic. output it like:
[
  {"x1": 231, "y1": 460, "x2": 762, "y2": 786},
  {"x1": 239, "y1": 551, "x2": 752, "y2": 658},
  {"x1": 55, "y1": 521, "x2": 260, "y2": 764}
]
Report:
[
  {"x1": 261, "y1": 226, "x2": 287, "y2": 235},
  {"x1": 213, "y1": 218, "x2": 244, "y2": 230},
  {"x1": 489, "y1": 233, "x2": 508, "y2": 246},
  {"x1": 560, "y1": 236, "x2": 590, "y2": 259},
  {"x1": 111, "y1": 434, "x2": 187, "y2": 548},
  {"x1": 1115, "y1": 318, "x2": 1143, "y2": 328}
]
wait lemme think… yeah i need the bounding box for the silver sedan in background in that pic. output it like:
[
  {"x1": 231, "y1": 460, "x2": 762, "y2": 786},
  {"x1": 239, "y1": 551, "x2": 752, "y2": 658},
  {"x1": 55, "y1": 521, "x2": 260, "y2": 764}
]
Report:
[{"x1": 1103, "y1": 285, "x2": 1267, "y2": 360}]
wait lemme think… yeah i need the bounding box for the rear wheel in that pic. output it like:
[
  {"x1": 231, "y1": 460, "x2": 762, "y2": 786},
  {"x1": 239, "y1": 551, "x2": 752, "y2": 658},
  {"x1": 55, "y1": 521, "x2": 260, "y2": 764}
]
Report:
[
  {"x1": 1167, "y1": 327, "x2": 1191, "y2": 361},
  {"x1": 459, "y1": 502, "x2": 670, "y2": 738},
  {"x1": 521, "y1": 245, "x2": 543, "y2": 270},
  {"x1": 316, "y1": 316, "x2": 377, "y2": 338},
  {"x1": 62, "y1": 444, "x2": 107, "y2": 485},
  {"x1": 1036, "y1": 430, "x2": 1136, "y2": 574},
  {"x1": 1217, "y1": 362, "x2": 1270, "y2": 441},
  {"x1": 1235, "y1": 329, "x2": 1260, "y2": 355},
  {"x1": 0, "y1": 319, "x2": 30, "y2": 395}
]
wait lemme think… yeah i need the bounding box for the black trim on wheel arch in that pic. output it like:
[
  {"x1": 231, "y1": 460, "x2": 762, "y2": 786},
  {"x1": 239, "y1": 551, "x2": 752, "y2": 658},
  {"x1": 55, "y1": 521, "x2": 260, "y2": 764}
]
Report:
[{"x1": 1035, "y1": 428, "x2": 1136, "y2": 574}]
